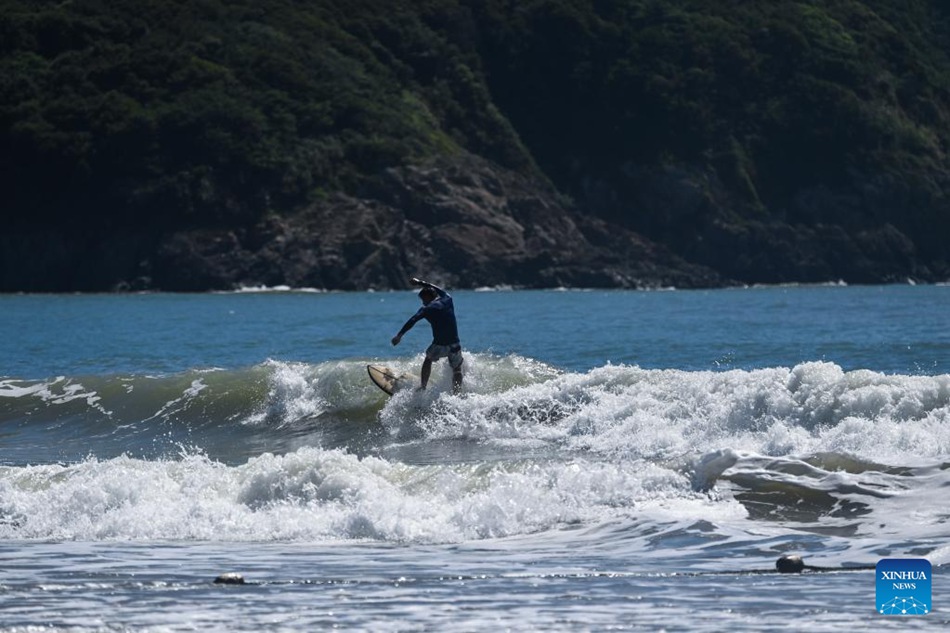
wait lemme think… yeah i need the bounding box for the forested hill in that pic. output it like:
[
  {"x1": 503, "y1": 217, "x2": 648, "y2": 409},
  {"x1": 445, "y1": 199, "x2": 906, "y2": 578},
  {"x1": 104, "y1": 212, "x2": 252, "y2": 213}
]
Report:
[{"x1": 2, "y1": 0, "x2": 949, "y2": 291}]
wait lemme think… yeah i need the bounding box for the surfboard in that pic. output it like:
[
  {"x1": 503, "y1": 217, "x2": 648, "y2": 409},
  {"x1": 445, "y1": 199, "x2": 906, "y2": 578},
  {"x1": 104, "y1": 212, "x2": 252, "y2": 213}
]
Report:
[{"x1": 367, "y1": 364, "x2": 416, "y2": 395}]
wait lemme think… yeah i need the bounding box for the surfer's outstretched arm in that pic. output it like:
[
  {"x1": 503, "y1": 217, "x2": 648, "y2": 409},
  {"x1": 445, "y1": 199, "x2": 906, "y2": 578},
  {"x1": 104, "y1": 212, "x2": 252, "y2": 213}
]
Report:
[{"x1": 392, "y1": 311, "x2": 424, "y2": 346}]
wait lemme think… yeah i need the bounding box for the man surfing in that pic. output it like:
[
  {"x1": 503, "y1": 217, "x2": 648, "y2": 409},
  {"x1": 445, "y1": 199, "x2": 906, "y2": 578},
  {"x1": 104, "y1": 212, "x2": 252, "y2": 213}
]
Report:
[{"x1": 391, "y1": 277, "x2": 463, "y2": 393}]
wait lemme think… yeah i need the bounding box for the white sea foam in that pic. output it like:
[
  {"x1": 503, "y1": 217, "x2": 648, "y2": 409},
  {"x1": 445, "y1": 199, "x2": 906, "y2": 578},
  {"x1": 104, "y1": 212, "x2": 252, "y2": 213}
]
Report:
[
  {"x1": 230, "y1": 285, "x2": 327, "y2": 293},
  {"x1": 0, "y1": 448, "x2": 719, "y2": 543},
  {"x1": 2, "y1": 356, "x2": 948, "y2": 557},
  {"x1": 4, "y1": 357, "x2": 948, "y2": 468},
  {"x1": 387, "y1": 359, "x2": 950, "y2": 465},
  {"x1": 241, "y1": 361, "x2": 329, "y2": 427}
]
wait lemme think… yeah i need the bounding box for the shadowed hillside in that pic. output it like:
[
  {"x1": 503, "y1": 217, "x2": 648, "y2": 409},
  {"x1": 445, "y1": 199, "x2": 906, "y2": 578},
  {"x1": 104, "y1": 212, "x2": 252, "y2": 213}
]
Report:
[{"x1": 2, "y1": 0, "x2": 948, "y2": 290}]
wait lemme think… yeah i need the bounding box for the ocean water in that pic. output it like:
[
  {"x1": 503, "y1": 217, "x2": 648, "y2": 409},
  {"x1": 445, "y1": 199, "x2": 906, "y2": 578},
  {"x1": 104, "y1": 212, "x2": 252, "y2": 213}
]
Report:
[{"x1": 1, "y1": 285, "x2": 948, "y2": 631}]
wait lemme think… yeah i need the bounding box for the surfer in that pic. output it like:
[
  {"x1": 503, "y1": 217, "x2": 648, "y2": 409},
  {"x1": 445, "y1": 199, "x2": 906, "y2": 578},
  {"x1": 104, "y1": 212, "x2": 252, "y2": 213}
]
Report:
[{"x1": 391, "y1": 277, "x2": 463, "y2": 393}]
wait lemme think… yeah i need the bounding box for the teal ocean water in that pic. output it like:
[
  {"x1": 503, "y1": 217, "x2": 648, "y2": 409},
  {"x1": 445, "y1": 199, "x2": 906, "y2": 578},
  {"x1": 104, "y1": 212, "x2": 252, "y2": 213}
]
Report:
[{"x1": 1, "y1": 285, "x2": 948, "y2": 630}]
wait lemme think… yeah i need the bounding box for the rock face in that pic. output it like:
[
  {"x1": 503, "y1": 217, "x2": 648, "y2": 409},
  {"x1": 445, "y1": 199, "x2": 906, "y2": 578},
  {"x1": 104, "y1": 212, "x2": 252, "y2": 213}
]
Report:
[
  {"x1": 1, "y1": 150, "x2": 940, "y2": 292},
  {"x1": 146, "y1": 154, "x2": 722, "y2": 291},
  {"x1": 577, "y1": 163, "x2": 948, "y2": 286}
]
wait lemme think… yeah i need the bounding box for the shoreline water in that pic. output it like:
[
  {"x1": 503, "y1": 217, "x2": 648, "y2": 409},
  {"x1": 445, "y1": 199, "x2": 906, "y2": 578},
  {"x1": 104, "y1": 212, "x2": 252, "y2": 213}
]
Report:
[
  {"x1": 1, "y1": 286, "x2": 947, "y2": 630},
  {"x1": 2, "y1": 275, "x2": 949, "y2": 297},
  {"x1": 3, "y1": 540, "x2": 945, "y2": 632}
]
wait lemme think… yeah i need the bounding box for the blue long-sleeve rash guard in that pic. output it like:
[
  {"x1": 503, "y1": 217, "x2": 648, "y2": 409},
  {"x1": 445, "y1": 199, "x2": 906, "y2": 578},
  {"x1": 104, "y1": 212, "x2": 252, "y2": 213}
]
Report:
[{"x1": 397, "y1": 286, "x2": 460, "y2": 346}]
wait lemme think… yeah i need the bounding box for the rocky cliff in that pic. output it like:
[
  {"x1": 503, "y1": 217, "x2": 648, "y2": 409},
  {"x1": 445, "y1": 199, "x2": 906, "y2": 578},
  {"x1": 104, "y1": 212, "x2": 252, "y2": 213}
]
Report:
[
  {"x1": 2, "y1": 0, "x2": 949, "y2": 291},
  {"x1": 147, "y1": 154, "x2": 722, "y2": 291}
]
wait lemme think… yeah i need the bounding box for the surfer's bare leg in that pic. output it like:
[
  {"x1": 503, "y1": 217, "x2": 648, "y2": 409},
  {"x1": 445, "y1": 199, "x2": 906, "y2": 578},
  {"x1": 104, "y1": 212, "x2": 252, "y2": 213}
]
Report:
[{"x1": 420, "y1": 358, "x2": 433, "y2": 389}]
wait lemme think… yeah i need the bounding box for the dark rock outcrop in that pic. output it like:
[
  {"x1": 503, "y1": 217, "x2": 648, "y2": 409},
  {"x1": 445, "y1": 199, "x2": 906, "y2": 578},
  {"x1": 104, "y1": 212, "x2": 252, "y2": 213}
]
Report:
[
  {"x1": 565, "y1": 162, "x2": 948, "y2": 285},
  {"x1": 3, "y1": 150, "x2": 939, "y2": 292},
  {"x1": 146, "y1": 154, "x2": 722, "y2": 291}
]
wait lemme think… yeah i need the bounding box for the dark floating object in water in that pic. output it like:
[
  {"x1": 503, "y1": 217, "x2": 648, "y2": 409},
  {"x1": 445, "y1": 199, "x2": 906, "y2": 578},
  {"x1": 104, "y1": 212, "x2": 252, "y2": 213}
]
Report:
[
  {"x1": 774, "y1": 554, "x2": 873, "y2": 574},
  {"x1": 214, "y1": 572, "x2": 246, "y2": 585},
  {"x1": 775, "y1": 554, "x2": 806, "y2": 573}
]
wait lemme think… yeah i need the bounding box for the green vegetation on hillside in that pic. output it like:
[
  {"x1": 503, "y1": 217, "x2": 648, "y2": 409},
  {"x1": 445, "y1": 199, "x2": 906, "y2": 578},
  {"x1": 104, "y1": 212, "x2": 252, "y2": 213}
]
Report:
[
  {"x1": 467, "y1": 0, "x2": 950, "y2": 267},
  {"x1": 2, "y1": 0, "x2": 949, "y2": 285},
  {"x1": 0, "y1": 0, "x2": 529, "y2": 231}
]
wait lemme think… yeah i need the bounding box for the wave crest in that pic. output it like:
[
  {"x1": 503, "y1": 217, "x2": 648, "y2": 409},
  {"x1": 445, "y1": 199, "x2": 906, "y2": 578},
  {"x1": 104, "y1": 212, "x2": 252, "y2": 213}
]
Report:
[{"x1": 2, "y1": 359, "x2": 948, "y2": 466}]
